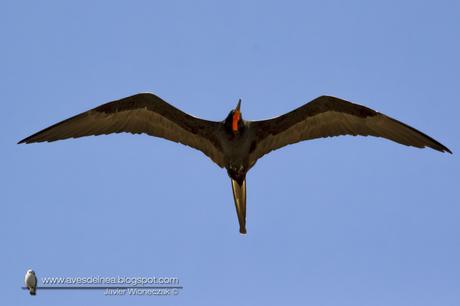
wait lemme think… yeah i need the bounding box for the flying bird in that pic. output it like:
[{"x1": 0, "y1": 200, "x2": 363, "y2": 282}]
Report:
[
  {"x1": 24, "y1": 269, "x2": 37, "y2": 295},
  {"x1": 19, "y1": 93, "x2": 451, "y2": 234}
]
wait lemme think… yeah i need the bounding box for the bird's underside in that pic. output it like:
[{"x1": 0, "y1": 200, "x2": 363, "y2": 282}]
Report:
[{"x1": 19, "y1": 93, "x2": 451, "y2": 234}]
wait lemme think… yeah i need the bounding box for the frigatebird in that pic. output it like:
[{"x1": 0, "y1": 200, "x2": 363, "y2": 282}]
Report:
[{"x1": 19, "y1": 93, "x2": 451, "y2": 234}]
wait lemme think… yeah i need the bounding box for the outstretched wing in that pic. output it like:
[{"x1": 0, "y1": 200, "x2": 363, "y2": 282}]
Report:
[
  {"x1": 19, "y1": 93, "x2": 225, "y2": 167},
  {"x1": 249, "y1": 95, "x2": 451, "y2": 163}
]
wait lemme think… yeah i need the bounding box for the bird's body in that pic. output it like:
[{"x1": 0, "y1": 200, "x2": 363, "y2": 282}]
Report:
[
  {"x1": 24, "y1": 270, "x2": 37, "y2": 295},
  {"x1": 19, "y1": 93, "x2": 451, "y2": 234}
]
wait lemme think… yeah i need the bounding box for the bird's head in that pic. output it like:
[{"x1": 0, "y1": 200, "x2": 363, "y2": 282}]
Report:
[
  {"x1": 225, "y1": 99, "x2": 244, "y2": 135},
  {"x1": 27, "y1": 269, "x2": 35, "y2": 275}
]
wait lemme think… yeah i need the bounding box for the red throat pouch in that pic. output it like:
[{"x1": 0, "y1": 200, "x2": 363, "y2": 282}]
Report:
[{"x1": 232, "y1": 111, "x2": 240, "y2": 133}]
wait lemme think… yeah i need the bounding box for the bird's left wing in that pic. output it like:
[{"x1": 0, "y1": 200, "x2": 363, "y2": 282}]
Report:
[
  {"x1": 19, "y1": 93, "x2": 226, "y2": 167},
  {"x1": 249, "y1": 95, "x2": 451, "y2": 163}
]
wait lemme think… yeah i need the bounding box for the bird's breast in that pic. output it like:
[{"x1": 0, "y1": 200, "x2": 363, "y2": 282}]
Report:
[{"x1": 217, "y1": 128, "x2": 255, "y2": 168}]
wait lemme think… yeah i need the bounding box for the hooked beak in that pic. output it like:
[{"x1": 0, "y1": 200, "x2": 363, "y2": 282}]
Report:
[{"x1": 235, "y1": 99, "x2": 241, "y2": 112}]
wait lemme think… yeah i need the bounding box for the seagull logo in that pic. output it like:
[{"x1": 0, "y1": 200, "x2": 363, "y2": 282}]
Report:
[{"x1": 24, "y1": 269, "x2": 37, "y2": 296}]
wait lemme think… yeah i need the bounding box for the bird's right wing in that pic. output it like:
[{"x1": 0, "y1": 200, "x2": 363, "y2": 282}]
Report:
[
  {"x1": 249, "y1": 95, "x2": 451, "y2": 163},
  {"x1": 19, "y1": 93, "x2": 226, "y2": 167}
]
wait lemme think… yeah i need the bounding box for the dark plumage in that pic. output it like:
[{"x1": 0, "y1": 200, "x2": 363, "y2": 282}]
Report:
[{"x1": 19, "y1": 93, "x2": 451, "y2": 233}]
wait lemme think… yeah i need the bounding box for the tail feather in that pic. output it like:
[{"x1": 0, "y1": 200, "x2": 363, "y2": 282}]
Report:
[
  {"x1": 29, "y1": 287, "x2": 36, "y2": 295},
  {"x1": 231, "y1": 179, "x2": 247, "y2": 234}
]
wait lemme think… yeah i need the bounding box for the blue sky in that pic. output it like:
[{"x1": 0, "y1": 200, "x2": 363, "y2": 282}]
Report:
[{"x1": 2, "y1": 0, "x2": 459, "y2": 305}]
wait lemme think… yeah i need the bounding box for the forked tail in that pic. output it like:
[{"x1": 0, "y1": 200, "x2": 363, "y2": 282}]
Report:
[{"x1": 231, "y1": 178, "x2": 247, "y2": 234}]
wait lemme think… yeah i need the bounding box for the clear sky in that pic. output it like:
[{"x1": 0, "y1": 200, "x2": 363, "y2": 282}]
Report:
[{"x1": 2, "y1": 0, "x2": 459, "y2": 305}]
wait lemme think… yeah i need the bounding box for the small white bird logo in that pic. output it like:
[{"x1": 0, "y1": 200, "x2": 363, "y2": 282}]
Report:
[{"x1": 24, "y1": 269, "x2": 37, "y2": 295}]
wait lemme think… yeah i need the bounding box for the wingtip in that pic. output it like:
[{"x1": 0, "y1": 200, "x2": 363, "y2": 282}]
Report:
[
  {"x1": 239, "y1": 227, "x2": 247, "y2": 235},
  {"x1": 18, "y1": 136, "x2": 30, "y2": 144},
  {"x1": 18, "y1": 136, "x2": 41, "y2": 144},
  {"x1": 436, "y1": 145, "x2": 452, "y2": 154}
]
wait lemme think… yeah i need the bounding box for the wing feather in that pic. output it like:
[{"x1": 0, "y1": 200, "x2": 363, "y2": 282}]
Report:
[
  {"x1": 19, "y1": 93, "x2": 225, "y2": 167},
  {"x1": 249, "y1": 96, "x2": 451, "y2": 162}
]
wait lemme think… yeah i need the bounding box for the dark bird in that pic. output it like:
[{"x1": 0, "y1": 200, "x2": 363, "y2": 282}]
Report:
[{"x1": 18, "y1": 93, "x2": 451, "y2": 234}]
